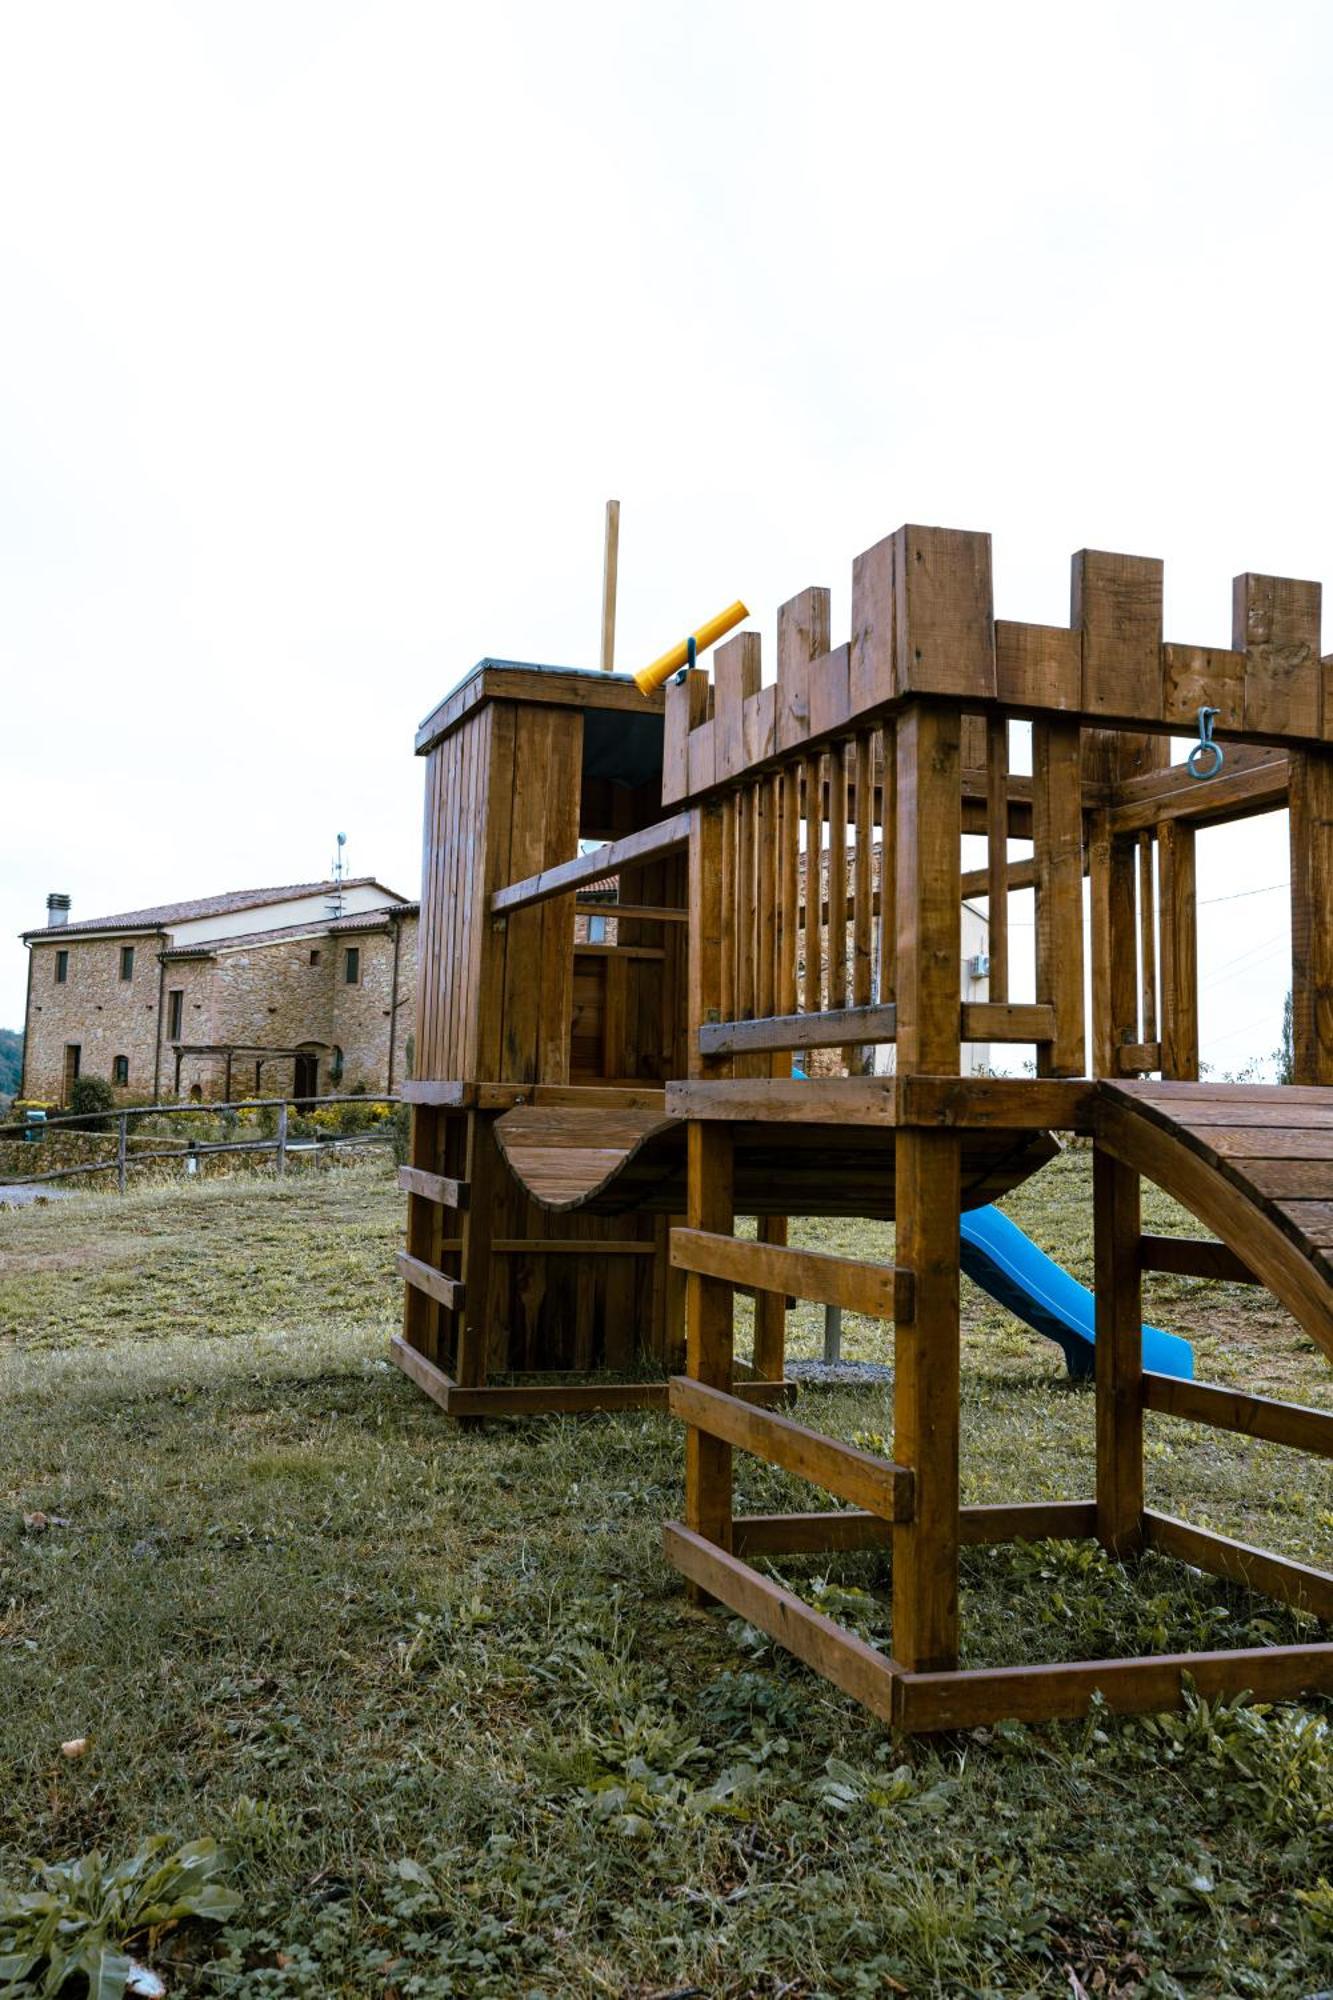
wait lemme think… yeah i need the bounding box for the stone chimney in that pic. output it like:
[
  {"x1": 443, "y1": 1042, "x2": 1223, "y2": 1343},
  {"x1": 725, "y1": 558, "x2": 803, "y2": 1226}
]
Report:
[{"x1": 46, "y1": 893, "x2": 71, "y2": 928}]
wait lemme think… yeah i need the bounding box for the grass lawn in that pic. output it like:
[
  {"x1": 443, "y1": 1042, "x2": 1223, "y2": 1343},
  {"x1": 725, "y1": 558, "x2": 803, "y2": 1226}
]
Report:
[{"x1": 3, "y1": 1151, "x2": 1333, "y2": 1996}]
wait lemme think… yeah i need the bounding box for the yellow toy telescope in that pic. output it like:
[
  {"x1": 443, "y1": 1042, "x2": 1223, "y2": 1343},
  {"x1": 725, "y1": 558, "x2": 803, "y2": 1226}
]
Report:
[{"x1": 633, "y1": 600, "x2": 749, "y2": 697}]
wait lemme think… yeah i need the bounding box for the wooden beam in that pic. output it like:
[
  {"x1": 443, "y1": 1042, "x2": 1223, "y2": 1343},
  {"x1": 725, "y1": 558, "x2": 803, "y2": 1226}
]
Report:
[
  {"x1": 491, "y1": 813, "x2": 691, "y2": 915},
  {"x1": 667, "y1": 1077, "x2": 898, "y2": 1124},
  {"x1": 670, "y1": 1227, "x2": 895, "y2": 1317},
  {"x1": 600, "y1": 498, "x2": 619, "y2": 672},
  {"x1": 1094, "y1": 1145, "x2": 1144, "y2": 1557},
  {"x1": 894, "y1": 1641, "x2": 1333, "y2": 1732},
  {"x1": 670, "y1": 1378, "x2": 914, "y2": 1520},
  {"x1": 663, "y1": 1523, "x2": 902, "y2": 1722},
  {"x1": 1138, "y1": 1235, "x2": 1256, "y2": 1283},
  {"x1": 731, "y1": 1500, "x2": 1096, "y2": 1558},
  {"x1": 401, "y1": 1080, "x2": 475, "y2": 1107},
  {"x1": 387, "y1": 1339, "x2": 789, "y2": 1416},
  {"x1": 1144, "y1": 1511, "x2": 1333, "y2": 1621},
  {"x1": 896, "y1": 1075, "x2": 1097, "y2": 1132},
  {"x1": 1143, "y1": 1370, "x2": 1333, "y2": 1457},
  {"x1": 396, "y1": 1253, "x2": 464, "y2": 1314},
  {"x1": 397, "y1": 1165, "x2": 470, "y2": 1210}
]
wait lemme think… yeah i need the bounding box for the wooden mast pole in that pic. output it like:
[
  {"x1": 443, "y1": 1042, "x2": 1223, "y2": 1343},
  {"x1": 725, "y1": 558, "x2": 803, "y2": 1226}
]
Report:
[{"x1": 600, "y1": 499, "x2": 620, "y2": 672}]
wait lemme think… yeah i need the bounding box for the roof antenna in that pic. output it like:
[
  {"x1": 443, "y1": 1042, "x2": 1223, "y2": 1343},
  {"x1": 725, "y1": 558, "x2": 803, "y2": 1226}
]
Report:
[{"x1": 328, "y1": 832, "x2": 347, "y2": 920}]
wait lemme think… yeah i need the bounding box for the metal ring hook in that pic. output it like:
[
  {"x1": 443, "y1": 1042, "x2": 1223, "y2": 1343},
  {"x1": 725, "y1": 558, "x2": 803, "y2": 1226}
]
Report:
[{"x1": 1187, "y1": 705, "x2": 1224, "y2": 781}]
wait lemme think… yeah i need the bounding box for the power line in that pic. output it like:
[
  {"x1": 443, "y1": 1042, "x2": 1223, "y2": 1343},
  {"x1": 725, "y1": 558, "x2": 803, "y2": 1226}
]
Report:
[{"x1": 1199, "y1": 880, "x2": 1289, "y2": 906}]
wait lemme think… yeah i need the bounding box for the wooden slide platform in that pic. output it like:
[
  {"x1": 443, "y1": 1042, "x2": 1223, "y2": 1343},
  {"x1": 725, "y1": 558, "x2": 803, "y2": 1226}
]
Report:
[
  {"x1": 1097, "y1": 1081, "x2": 1333, "y2": 1357},
  {"x1": 494, "y1": 1099, "x2": 1058, "y2": 1218}
]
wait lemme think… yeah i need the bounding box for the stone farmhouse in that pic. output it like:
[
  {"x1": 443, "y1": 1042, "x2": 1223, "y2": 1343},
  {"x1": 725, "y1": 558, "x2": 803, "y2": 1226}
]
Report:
[{"x1": 19, "y1": 880, "x2": 418, "y2": 1107}]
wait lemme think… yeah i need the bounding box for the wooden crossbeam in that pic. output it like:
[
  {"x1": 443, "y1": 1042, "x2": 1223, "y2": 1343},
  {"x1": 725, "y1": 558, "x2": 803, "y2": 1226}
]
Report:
[
  {"x1": 397, "y1": 1251, "x2": 464, "y2": 1312},
  {"x1": 697, "y1": 1002, "x2": 1056, "y2": 1057},
  {"x1": 388, "y1": 1338, "x2": 789, "y2": 1416},
  {"x1": 669, "y1": 1378, "x2": 914, "y2": 1521},
  {"x1": 1138, "y1": 1235, "x2": 1257, "y2": 1283},
  {"x1": 1143, "y1": 1371, "x2": 1333, "y2": 1457},
  {"x1": 663, "y1": 1523, "x2": 902, "y2": 1722},
  {"x1": 731, "y1": 1499, "x2": 1096, "y2": 1557},
  {"x1": 490, "y1": 812, "x2": 691, "y2": 914},
  {"x1": 669, "y1": 1228, "x2": 895, "y2": 1317},
  {"x1": 895, "y1": 1641, "x2": 1333, "y2": 1732},
  {"x1": 397, "y1": 1165, "x2": 470, "y2": 1209},
  {"x1": 1144, "y1": 1511, "x2": 1333, "y2": 1621}
]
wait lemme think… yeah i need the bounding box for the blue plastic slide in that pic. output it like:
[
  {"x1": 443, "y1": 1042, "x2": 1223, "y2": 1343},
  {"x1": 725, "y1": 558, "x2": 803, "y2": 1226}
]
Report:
[{"x1": 959, "y1": 1204, "x2": 1194, "y2": 1383}]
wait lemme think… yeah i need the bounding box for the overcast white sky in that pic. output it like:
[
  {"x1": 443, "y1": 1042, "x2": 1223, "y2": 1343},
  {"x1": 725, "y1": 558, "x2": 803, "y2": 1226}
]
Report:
[{"x1": 2, "y1": 1, "x2": 1328, "y2": 1071}]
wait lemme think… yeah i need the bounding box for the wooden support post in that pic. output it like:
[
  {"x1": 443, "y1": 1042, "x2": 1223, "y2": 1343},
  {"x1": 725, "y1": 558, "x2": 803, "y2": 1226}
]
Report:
[
  {"x1": 689, "y1": 801, "x2": 729, "y2": 1079},
  {"x1": 1288, "y1": 749, "x2": 1333, "y2": 1084},
  {"x1": 455, "y1": 1111, "x2": 500, "y2": 1389},
  {"x1": 1031, "y1": 719, "x2": 1085, "y2": 1075},
  {"x1": 753, "y1": 1214, "x2": 788, "y2": 1381},
  {"x1": 802, "y1": 753, "x2": 823, "y2": 1020},
  {"x1": 276, "y1": 1100, "x2": 289, "y2": 1177},
  {"x1": 1089, "y1": 811, "x2": 1138, "y2": 1080},
  {"x1": 1158, "y1": 821, "x2": 1198, "y2": 1080},
  {"x1": 1138, "y1": 833, "x2": 1158, "y2": 1048},
  {"x1": 600, "y1": 499, "x2": 619, "y2": 672},
  {"x1": 893, "y1": 699, "x2": 963, "y2": 1673},
  {"x1": 823, "y1": 1302, "x2": 842, "y2": 1363},
  {"x1": 684, "y1": 1123, "x2": 736, "y2": 1591},
  {"x1": 1094, "y1": 1144, "x2": 1144, "y2": 1557}
]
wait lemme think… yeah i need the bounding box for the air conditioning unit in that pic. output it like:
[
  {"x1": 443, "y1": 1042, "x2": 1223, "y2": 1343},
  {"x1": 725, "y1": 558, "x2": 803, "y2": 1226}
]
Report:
[{"x1": 967, "y1": 952, "x2": 990, "y2": 979}]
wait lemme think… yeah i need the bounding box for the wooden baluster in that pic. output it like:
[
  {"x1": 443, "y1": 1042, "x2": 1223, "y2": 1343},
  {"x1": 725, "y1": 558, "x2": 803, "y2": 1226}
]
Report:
[
  {"x1": 828, "y1": 742, "x2": 849, "y2": 1064},
  {"x1": 1158, "y1": 821, "x2": 1198, "y2": 1080},
  {"x1": 684, "y1": 1120, "x2": 736, "y2": 1592},
  {"x1": 1138, "y1": 832, "x2": 1158, "y2": 1051},
  {"x1": 737, "y1": 784, "x2": 755, "y2": 1025},
  {"x1": 877, "y1": 723, "x2": 896, "y2": 1007},
  {"x1": 719, "y1": 793, "x2": 736, "y2": 1027},
  {"x1": 1090, "y1": 810, "x2": 1138, "y2": 1079},
  {"x1": 985, "y1": 715, "x2": 1009, "y2": 1004},
  {"x1": 778, "y1": 763, "x2": 800, "y2": 1018},
  {"x1": 1031, "y1": 719, "x2": 1086, "y2": 1077},
  {"x1": 848, "y1": 730, "x2": 874, "y2": 1070},
  {"x1": 803, "y1": 752, "x2": 824, "y2": 1022}
]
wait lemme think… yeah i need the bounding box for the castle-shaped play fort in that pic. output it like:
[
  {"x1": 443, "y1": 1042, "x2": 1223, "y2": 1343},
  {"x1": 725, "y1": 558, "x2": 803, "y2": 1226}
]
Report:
[{"x1": 392, "y1": 524, "x2": 1333, "y2": 1731}]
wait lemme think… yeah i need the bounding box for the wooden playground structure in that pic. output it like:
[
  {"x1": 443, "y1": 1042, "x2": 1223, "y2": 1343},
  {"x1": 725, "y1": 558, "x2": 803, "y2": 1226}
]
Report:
[{"x1": 396, "y1": 524, "x2": 1333, "y2": 1728}]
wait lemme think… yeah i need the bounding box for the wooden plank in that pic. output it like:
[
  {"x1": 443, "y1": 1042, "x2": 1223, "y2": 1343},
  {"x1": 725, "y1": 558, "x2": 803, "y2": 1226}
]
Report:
[
  {"x1": 1138, "y1": 832, "x2": 1158, "y2": 1045},
  {"x1": 1288, "y1": 748, "x2": 1333, "y2": 1084},
  {"x1": 689, "y1": 801, "x2": 728, "y2": 1080},
  {"x1": 731, "y1": 1502, "x2": 1096, "y2": 1556},
  {"x1": 402, "y1": 1106, "x2": 442, "y2": 1358},
  {"x1": 803, "y1": 752, "x2": 824, "y2": 1018},
  {"x1": 827, "y1": 741, "x2": 849, "y2": 1027},
  {"x1": 397, "y1": 1250, "x2": 465, "y2": 1313},
  {"x1": 491, "y1": 813, "x2": 691, "y2": 914},
  {"x1": 415, "y1": 663, "x2": 663, "y2": 757},
  {"x1": 893, "y1": 525, "x2": 996, "y2": 701},
  {"x1": 684, "y1": 1123, "x2": 736, "y2": 1563},
  {"x1": 663, "y1": 667, "x2": 709, "y2": 807},
  {"x1": 671, "y1": 1378, "x2": 914, "y2": 1519},
  {"x1": 1143, "y1": 1371, "x2": 1333, "y2": 1456},
  {"x1": 1089, "y1": 813, "x2": 1138, "y2": 1080},
  {"x1": 1116, "y1": 1042, "x2": 1161, "y2": 1074},
  {"x1": 1162, "y1": 642, "x2": 1246, "y2": 733},
  {"x1": 878, "y1": 722, "x2": 896, "y2": 1005},
  {"x1": 895, "y1": 1642, "x2": 1333, "y2": 1732},
  {"x1": 1158, "y1": 821, "x2": 1198, "y2": 1080},
  {"x1": 1074, "y1": 549, "x2": 1164, "y2": 721},
  {"x1": 667, "y1": 1077, "x2": 898, "y2": 1123},
  {"x1": 1235, "y1": 571, "x2": 1322, "y2": 739},
  {"x1": 1094, "y1": 1145, "x2": 1144, "y2": 1556},
  {"x1": 670, "y1": 1227, "x2": 895, "y2": 1317},
  {"x1": 752, "y1": 1214, "x2": 788, "y2": 1381},
  {"x1": 1138, "y1": 1234, "x2": 1256, "y2": 1282},
  {"x1": 700, "y1": 1004, "x2": 897, "y2": 1056},
  {"x1": 388, "y1": 1333, "x2": 456, "y2": 1411},
  {"x1": 757, "y1": 777, "x2": 778, "y2": 1034},
  {"x1": 849, "y1": 534, "x2": 895, "y2": 714},
  {"x1": 397, "y1": 1165, "x2": 470, "y2": 1209},
  {"x1": 719, "y1": 793, "x2": 737, "y2": 1026},
  {"x1": 714, "y1": 630, "x2": 761, "y2": 783},
  {"x1": 663, "y1": 1523, "x2": 901, "y2": 1721},
  {"x1": 1031, "y1": 718, "x2": 1086, "y2": 1075},
  {"x1": 776, "y1": 586, "x2": 830, "y2": 755},
  {"x1": 778, "y1": 763, "x2": 800, "y2": 1016},
  {"x1": 808, "y1": 642, "x2": 852, "y2": 738},
  {"x1": 994, "y1": 620, "x2": 1082, "y2": 711},
  {"x1": 852, "y1": 732, "x2": 874, "y2": 1020},
  {"x1": 897, "y1": 1074, "x2": 1098, "y2": 1132},
  {"x1": 985, "y1": 716, "x2": 1009, "y2": 1003},
  {"x1": 1144, "y1": 1511, "x2": 1333, "y2": 1621},
  {"x1": 962, "y1": 1003, "x2": 1057, "y2": 1043},
  {"x1": 1109, "y1": 752, "x2": 1290, "y2": 836},
  {"x1": 894, "y1": 1123, "x2": 961, "y2": 1674},
  {"x1": 894, "y1": 703, "x2": 962, "y2": 1074},
  {"x1": 737, "y1": 784, "x2": 756, "y2": 1025}
]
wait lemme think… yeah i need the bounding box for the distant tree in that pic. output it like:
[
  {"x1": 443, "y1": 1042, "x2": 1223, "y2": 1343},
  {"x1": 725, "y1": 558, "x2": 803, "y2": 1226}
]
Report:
[
  {"x1": 1275, "y1": 989, "x2": 1294, "y2": 1085},
  {"x1": 0, "y1": 1027, "x2": 22, "y2": 1102}
]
